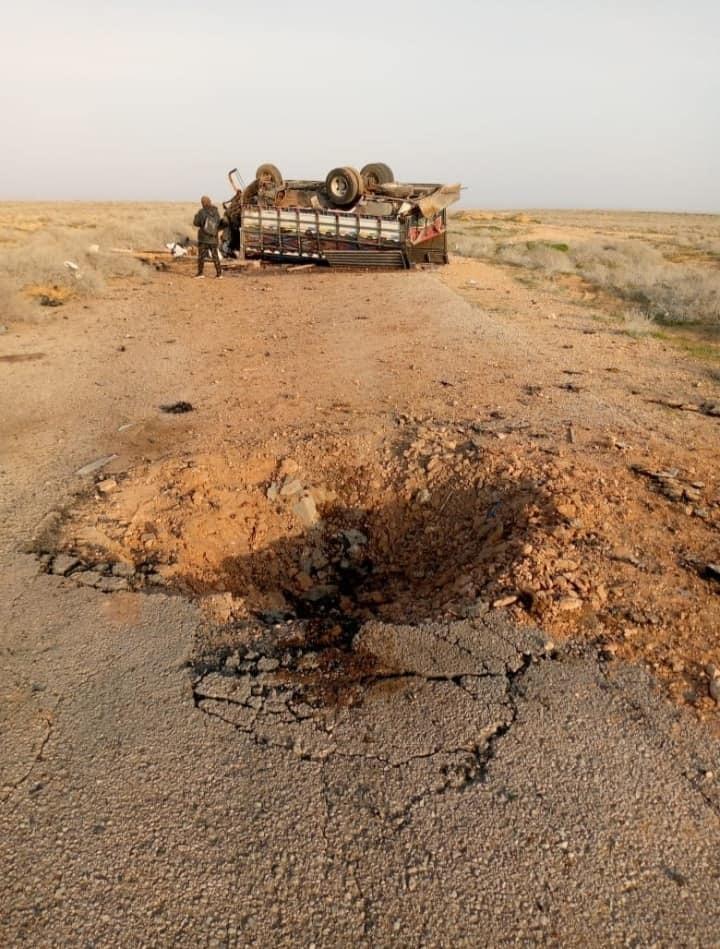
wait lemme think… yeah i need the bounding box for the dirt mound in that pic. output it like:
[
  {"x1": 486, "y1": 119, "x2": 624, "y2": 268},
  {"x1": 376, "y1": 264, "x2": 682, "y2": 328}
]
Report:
[
  {"x1": 47, "y1": 419, "x2": 720, "y2": 716},
  {"x1": 52, "y1": 425, "x2": 578, "y2": 622}
]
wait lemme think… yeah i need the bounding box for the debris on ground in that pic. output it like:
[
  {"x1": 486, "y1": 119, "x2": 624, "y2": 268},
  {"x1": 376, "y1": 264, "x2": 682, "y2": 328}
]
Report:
[
  {"x1": 160, "y1": 401, "x2": 194, "y2": 414},
  {"x1": 75, "y1": 453, "x2": 118, "y2": 477},
  {"x1": 49, "y1": 554, "x2": 80, "y2": 576},
  {"x1": 631, "y1": 465, "x2": 705, "y2": 504},
  {"x1": 41, "y1": 554, "x2": 138, "y2": 590},
  {"x1": 165, "y1": 242, "x2": 189, "y2": 257},
  {"x1": 649, "y1": 398, "x2": 720, "y2": 418}
]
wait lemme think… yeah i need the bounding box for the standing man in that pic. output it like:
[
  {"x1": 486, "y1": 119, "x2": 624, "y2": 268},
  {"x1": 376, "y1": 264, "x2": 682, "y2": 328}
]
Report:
[{"x1": 193, "y1": 196, "x2": 225, "y2": 278}]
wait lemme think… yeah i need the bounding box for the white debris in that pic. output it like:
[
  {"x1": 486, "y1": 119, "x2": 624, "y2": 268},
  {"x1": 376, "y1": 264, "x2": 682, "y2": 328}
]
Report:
[{"x1": 75, "y1": 454, "x2": 118, "y2": 477}]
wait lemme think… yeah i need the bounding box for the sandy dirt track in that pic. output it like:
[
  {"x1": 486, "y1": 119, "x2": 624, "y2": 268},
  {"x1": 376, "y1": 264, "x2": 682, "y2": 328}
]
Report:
[{"x1": 2, "y1": 255, "x2": 720, "y2": 945}]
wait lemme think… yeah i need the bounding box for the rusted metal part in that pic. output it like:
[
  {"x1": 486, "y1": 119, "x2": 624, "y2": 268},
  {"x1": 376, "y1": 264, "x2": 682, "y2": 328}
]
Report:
[
  {"x1": 324, "y1": 250, "x2": 408, "y2": 269},
  {"x1": 415, "y1": 184, "x2": 462, "y2": 218},
  {"x1": 232, "y1": 165, "x2": 459, "y2": 268},
  {"x1": 227, "y1": 168, "x2": 243, "y2": 192},
  {"x1": 407, "y1": 214, "x2": 446, "y2": 246}
]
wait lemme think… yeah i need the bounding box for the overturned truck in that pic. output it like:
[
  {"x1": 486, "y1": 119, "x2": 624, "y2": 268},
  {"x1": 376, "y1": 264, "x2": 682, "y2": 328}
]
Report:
[{"x1": 224, "y1": 163, "x2": 460, "y2": 269}]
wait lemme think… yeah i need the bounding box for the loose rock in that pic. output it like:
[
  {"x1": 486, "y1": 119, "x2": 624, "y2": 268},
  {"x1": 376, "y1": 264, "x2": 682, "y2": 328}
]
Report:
[
  {"x1": 709, "y1": 676, "x2": 720, "y2": 705},
  {"x1": 557, "y1": 597, "x2": 583, "y2": 612},
  {"x1": 492, "y1": 595, "x2": 518, "y2": 609},
  {"x1": 98, "y1": 577, "x2": 129, "y2": 593},
  {"x1": 293, "y1": 495, "x2": 320, "y2": 528},
  {"x1": 280, "y1": 478, "x2": 304, "y2": 498},
  {"x1": 50, "y1": 554, "x2": 80, "y2": 576},
  {"x1": 342, "y1": 529, "x2": 368, "y2": 547}
]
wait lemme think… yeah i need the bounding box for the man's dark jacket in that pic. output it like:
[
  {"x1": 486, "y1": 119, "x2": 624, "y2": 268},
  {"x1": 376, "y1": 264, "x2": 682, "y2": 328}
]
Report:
[{"x1": 193, "y1": 206, "x2": 224, "y2": 245}]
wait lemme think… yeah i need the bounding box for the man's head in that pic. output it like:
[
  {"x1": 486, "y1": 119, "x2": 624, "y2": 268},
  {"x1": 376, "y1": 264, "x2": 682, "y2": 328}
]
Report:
[{"x1": 201, "y1": 195, "x2": 212, "y2": 208}]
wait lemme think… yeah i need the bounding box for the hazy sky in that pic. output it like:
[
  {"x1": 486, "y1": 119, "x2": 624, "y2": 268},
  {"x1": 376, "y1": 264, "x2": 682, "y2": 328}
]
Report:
[{"x1": 2, "y1": 0, "x2": 718, "y2": 210}]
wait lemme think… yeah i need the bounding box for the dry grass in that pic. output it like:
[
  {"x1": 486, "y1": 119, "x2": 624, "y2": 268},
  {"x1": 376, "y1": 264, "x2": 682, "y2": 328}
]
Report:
[
  {"x1": 0, "y1": 202, "x2": 194, "y2": 322},
  {"x1": 619, "y1": 308, "x2": 658, "y2": 338},
  {"x1": 451, "y1": 210, "x2": 720, "y2": 325}
]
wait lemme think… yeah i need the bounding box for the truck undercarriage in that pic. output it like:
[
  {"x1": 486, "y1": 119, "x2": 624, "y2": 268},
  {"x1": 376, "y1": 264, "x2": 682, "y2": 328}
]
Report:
[{"x1": 223, "y1": 163, "x2": 461, "y2": 268}]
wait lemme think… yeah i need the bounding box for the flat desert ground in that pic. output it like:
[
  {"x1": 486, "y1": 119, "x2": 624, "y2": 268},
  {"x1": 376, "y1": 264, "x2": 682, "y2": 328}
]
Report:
[{"x1": 2, "y1": 203, "x2": 720, "y2": 945}]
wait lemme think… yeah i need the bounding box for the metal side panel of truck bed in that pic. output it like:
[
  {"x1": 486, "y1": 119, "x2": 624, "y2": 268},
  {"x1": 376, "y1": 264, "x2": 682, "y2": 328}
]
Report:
[
  {"x1": 240, "y1": 204, "x2": 450, "y2": 268},
  {"x1": 241, "y1": 206, "x2": 406, "y2": 267}
]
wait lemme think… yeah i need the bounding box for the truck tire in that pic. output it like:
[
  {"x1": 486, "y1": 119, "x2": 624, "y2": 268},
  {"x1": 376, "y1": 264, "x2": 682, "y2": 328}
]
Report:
[
  {"x1": 255, "y1": 163, "x2": 283, "y2": 187},
  {"x1": 361, "y1": 162, "x2": 394, "y2": 189},
  {"x1": 325, "y1": 166, "x2": 362, "y2": 207}
]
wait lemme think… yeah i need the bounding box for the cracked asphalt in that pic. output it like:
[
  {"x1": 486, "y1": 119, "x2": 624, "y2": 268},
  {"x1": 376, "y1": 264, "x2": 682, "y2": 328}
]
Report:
[
  {"x1": 4, "y1": 564, "x2": 720, "y2": 946},
  {"x1": 192, "y1": 616, "x2": 547, "y2": 780},
  {"x1": 2, "y1": 265, "x2": 720, "y2": 946}
]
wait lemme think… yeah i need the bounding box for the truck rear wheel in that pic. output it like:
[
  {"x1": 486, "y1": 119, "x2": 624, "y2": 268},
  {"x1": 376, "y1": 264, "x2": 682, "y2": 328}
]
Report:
[
  {"x1": 325, "y1": 166, "x2": 362, "y2": 207},
  {"x1": 255, "y1": 163, "x2": 283, "y2": 187},
  {"x1": 361, "y1": 162, "x2": 394, "y2": 189}
]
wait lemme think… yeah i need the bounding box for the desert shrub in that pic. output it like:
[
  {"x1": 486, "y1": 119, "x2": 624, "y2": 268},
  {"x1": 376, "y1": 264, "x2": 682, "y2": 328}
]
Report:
[
  {"x1": 641, "y1": 269, "x2": 720, "y2": 323},
  {"x1": 451, "y1": 234, "x2": 496, "y2": 258},
  {"x1": 2, "y1": 231, "x2": 106, "y2": 296},
  {"x1": 452, "y1": 225, "x2": 720, "y2": 324},
  {"x1": 621, "y1": 308, "x2": 658, "y2": 337},
  {"x1": 94, "y1": 207, "x2": 194, "y2": 250},
  {"x1": 497, "y1": 242, "x2": 574, "y2": 274},
  {"x1": 0, "y1": 204, "x2": 194, "y2": 320},
  {"x1": 568, "y1": 240, "x2": 720, "y2": 323}
]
